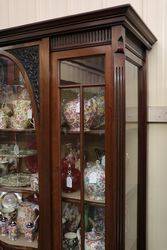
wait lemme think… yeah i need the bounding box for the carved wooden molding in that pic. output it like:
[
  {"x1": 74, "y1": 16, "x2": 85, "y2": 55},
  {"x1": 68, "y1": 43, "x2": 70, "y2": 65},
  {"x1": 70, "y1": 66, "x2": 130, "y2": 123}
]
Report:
[{"x1": 51, "y1": 27, "x2": 111, "y2": 51}]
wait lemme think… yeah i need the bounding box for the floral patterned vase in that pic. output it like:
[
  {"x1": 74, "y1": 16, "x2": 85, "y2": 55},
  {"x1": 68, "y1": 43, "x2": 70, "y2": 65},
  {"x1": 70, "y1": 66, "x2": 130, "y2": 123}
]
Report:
[
  {"x1": 84, "y1": 160, "x2": 105, "y2": 201},
  {"x1": 63, "y1": 96, "x2": 97, "y2": 131}
]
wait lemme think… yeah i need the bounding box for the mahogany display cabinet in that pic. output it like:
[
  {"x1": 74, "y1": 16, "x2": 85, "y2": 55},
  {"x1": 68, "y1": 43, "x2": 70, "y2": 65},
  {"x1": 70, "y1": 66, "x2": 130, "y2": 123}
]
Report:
[{"x1": 0, "y1": 4, "x2": 156, "y2": 250}]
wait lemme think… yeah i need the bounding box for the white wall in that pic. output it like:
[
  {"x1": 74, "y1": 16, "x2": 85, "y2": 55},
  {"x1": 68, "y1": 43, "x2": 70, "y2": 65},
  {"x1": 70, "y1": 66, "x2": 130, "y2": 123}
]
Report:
[{"x1": 0, "y1": 0, "x2": 167, "y2": 249}]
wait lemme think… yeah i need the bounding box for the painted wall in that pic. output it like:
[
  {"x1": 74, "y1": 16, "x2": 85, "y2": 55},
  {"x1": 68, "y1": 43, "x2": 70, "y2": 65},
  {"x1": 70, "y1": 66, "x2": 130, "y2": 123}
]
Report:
[{"x1": 0, "y1": 0, "x2": 167, "y2": 249}]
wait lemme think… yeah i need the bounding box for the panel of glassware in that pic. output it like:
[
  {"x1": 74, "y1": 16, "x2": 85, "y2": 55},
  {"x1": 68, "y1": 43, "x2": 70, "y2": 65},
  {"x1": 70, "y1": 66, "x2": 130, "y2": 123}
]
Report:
[
  {"x1": 60, "y1": 56, "x2": 105, "y2": 249},
  {"x1": 125, "y1": 60, "x2": 138, "y2": 250},
  {"x1": 0, "y1": 56, "x2": 39, "y2": 247}
]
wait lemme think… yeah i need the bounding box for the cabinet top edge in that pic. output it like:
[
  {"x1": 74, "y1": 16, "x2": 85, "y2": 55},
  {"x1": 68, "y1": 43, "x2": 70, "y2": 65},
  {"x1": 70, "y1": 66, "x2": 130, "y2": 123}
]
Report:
[{"x1": 0, "y1": 4, "x2": 157, "y2": 49}]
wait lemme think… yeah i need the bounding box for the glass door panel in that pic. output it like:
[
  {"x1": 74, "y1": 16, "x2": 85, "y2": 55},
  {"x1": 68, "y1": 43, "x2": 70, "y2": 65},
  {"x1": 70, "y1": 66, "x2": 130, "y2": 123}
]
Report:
[
  {"x1": 61, "y1": 88, "x2": 81, "y2": 199},
  {"x1": 60, "y1": 55, "x2": 105, "y2": 249},
  {"x1": 125, "y1": 61, "x2": 138, "y2": 250},
  {"x1": 84, "y1": 87, "x2": 105, "y2": 203},
  {"x1": 0, "y1": 56, "x2": 39, "y2": 248},
  {"x1": 84, "y1": 205, "x2": 105, "y2": 249}
]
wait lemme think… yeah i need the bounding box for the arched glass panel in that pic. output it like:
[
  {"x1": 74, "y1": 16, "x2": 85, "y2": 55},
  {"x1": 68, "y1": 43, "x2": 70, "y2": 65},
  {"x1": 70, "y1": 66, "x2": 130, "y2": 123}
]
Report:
[{"x1": 0, "y1": 55, "x2": 39, "y2": 249}]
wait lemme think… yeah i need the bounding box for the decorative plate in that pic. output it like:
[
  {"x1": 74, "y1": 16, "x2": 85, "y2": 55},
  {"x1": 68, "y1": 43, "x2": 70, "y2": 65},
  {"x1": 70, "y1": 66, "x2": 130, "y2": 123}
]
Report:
[{"x1": 0, "y1": 173, "x2": 31, "y2": 187}]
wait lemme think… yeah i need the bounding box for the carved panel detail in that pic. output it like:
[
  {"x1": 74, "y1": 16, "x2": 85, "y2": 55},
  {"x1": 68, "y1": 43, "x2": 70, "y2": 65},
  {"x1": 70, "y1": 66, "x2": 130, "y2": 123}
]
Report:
[
  {"x1": 51, "y1": 27, "x2": 111, "y2": 51},
  {"x1": 7, "y1": 46, "x2": 40, "y2": 112}
]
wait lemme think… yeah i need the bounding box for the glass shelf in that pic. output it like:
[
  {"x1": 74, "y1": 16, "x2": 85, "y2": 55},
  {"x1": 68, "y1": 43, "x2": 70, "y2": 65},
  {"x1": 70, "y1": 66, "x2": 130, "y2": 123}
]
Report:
[
  {"x1": 0, "y1": 128, "x2": 35, "y2": 133},
  {"x1": 62, "y1": 191, "x2": 105, "y2": 206},
  {"x1": 0, "y1": 186, "x2": 38, "y2": 194},
  {"x1": 61, "y1": 129, "x2": 104, "y2": 135},
  {"x1": 0, "y1": 234, "x2": 38, "y2": 249}
]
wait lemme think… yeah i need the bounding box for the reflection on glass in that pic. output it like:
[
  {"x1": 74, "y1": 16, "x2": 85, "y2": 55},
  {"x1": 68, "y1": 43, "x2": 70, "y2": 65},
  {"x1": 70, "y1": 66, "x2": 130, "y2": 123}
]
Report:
[
  {"x1": 61, "y1": 88, "x2": 81, "y2": 198},
  {"x1": 84, "y1": 87, "x2": 105, "y2": 132},
  {"x1": 60, "y1": 55, "x2": 105, "y2": 249},
  {"x1": 62, "y1": 202, "x2": 81, "y2": 250},
  {"x1": 85, "y1": 205, "x2": 105, "y2": 249},
  {"x1": 0, "y1": 56, "x2": 38, "y2": 248},
  {"x1": 84, "y1": 87, "x2": 105, "y2": 203},
  {"x1": 60, "y1": 56, "x2": 104, "y2": 85},
  {"x1": 62, "y1": 88, "x2": 80, "y2": 132},
  {"x1": 125, "y1": 61, "x2": 138, "y2": 250}
]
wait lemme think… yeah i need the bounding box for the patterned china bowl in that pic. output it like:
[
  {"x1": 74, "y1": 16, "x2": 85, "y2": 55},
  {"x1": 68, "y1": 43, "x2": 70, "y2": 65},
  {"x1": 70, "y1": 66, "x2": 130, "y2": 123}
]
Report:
[
  {"x1": 63, "y1": 97, "x2": 97, "y2": 131},
  {"x1": 84, "y1": 160, "x2": 105, "y2": 201},
  {"x1": 1, "y1": 193, "x2": 18, "y2": 210},
  {"x1": 10, "y1": 115, "x2": 32, "y2": 129}
]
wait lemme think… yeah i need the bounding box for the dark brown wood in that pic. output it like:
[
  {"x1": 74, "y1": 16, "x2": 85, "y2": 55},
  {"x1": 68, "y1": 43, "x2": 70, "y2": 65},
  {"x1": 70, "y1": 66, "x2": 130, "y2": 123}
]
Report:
[
  {"x1": 111, "y1": 25, "x2": 126, "y2": 250},
  {"x1": 51, "y1": 27, "x2": 111, "y2": 51},
  {"x1": 104, "y1": 44, "x2": 115, "y2": 250},
  {"x1": 38, "y1": 37, "x2": 52, "y2": 250},
  {"x1": 51, "y1": 51, "x2": 62, "y2": 250},
  {"x1": 0, "y1": 5, "x2": 156, "y2": 50}
]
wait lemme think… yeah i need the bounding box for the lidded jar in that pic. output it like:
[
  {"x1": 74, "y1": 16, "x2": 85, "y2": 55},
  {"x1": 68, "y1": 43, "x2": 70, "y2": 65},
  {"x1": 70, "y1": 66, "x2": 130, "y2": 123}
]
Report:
[
  {"x1": 63, "y1": 95, "x2": 98, "y2": 131},
  {"x1": 84, "y1": 160, "x2": 105, "y2": 201},
  {"x1": 25, "y1": 222, "x2": 34, "y2": 242}
]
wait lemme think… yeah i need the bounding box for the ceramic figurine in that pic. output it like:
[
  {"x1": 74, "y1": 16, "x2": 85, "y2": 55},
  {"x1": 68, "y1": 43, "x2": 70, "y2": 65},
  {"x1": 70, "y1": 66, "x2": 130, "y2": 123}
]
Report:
[
  {"x1": 84, "y1": 160, "x2": 105, "y2": 201},
  {"x1": 8, "y1": 221, "x2": 18, "y2": 241},
  {"x1": 25, "y1": 222, "x2": 34, "y2": 242},
  {"x1": 1, "y1": 217, "x2": 8, "y2": 236},
  {"x1": 17, "y1": 202, "x2": 39, "y2": 234}
]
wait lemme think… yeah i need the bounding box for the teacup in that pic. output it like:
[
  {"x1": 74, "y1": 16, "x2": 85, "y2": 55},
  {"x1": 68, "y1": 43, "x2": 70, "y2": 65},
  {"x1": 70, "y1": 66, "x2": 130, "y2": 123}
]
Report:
[{"x1": 63, "y1": 232, "x2": 78, "y2": 249}]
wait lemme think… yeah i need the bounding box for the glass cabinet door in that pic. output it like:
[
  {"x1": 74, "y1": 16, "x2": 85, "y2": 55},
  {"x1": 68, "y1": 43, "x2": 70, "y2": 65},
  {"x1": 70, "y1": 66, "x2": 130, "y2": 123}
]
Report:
[
  {"x1": 59, "y1": 55, "x2": 105, "y2": 249},
  {"x1": 0, "y1": 55, "x2": 39, "y2": 248},
  {"x1": 125, "y1": 61, "x2": 139, "y2": 250}
]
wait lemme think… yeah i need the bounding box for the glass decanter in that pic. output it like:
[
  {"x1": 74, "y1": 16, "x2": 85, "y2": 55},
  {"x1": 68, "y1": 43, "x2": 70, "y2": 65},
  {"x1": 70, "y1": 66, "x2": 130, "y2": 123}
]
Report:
[{"x1": 62, "y1": 144, "x2": 80, "y2": 193}]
